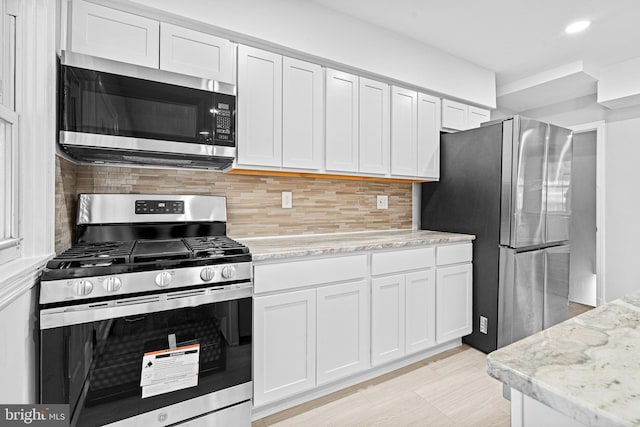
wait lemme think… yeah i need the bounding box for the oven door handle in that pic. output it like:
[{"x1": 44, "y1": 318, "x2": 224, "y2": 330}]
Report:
[{"x1": 40, "y1": 283, "x2": 252, "y2": 329}]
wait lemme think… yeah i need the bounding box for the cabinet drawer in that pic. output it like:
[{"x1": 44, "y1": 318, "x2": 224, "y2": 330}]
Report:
[
  {"x1": 254, "y1": 254, "x2": 367, "y2": 294},
  {"x1": 436, "y1": 243, "x2": 472, "y2": 266},
  {"x1": 371, "y1": 247, "x2": 434, "y2": 275}
]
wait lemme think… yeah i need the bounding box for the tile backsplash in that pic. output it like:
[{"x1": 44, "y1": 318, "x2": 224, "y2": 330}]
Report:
[{"x1": 55, "y1": 157, "x2": 413, "y2": 253}]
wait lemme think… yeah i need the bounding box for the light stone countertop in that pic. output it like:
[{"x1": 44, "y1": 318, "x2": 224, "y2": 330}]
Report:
[
  {"x1": 487, "y1": 291, "x2": 640, "y2": 427},
  {"x1": 233, "y1": 229, "x2": 475, "y2": 261}
]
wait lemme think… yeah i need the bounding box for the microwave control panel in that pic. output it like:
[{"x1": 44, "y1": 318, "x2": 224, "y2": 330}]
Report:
[{"x1": 213, "y1": 93, "x2": 236, "y2": 146}]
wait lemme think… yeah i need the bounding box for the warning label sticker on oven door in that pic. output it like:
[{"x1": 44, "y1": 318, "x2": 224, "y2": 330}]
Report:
[{"x1": 140, "y1": 344, "x2": 200, "y2": 399}]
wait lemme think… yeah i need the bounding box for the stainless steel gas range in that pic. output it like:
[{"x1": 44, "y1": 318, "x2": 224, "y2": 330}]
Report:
[{"x1": 39, "y1": 194, "x2": 252, "y2": 427}]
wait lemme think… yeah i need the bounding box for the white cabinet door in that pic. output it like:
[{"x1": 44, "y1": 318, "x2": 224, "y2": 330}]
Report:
[
  {"x1": 282, "y1": 57, "x2": 323, "y2": 170},
  {"x1": 325, "y1": 69, "x2": 359, "y2": 172},
  {"x1": 436, "y1": 263, "x2": 473, "y2": 343},
  {"x1": 417, "y1": 93, "x2": 441, "y2": 179},
  {"x1": 371, "y1": 275, "x2": 405, "y2": 365},
  {"x1": 390, "y1": 86, "x2": 418, "y2": 176},
  {"x1": 442, "y1": 100, "x2": 491, "y2": 131},
  {"x1": 159, "y1": 23, "x2": 233, "y2": 83},
  {"x1": 253, "y1": 289, "x2": 316, "y2": 406},
  {"x1": 70, "y1": 0, "x2": 159, "y2": 68},
  {"x1": 237, "y1": 45, "x2": 282, "y2": 168},
  {"x1": 441, "y1": 99, "x2": 468, "y2": 131},
  {"x1": 359, "y1": 78, "x2": 389, "y2": 175},
  {"x1": 468, "y1": 106, "x2": 490, "y2": 129},
  {"x1": 405, "y1": 270, "x2": 437, "y2": 354},
  {"x1": 316, "y1": 280, "x2": 368, "y2": 384}
]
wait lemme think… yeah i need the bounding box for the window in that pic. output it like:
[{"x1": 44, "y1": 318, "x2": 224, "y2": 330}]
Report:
[{"x1": 0, "y1": 0, "x2": 19, "y2": 265}]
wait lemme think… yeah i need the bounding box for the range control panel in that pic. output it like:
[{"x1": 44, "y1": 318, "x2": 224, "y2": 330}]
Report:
[{"x1": 135, "y1": 200, "x2": 185, "y2": 214}]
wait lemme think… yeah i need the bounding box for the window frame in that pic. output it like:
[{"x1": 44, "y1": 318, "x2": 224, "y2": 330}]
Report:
[{"x1": 0, "y1": 0, "x2": 19, "y2": 265}]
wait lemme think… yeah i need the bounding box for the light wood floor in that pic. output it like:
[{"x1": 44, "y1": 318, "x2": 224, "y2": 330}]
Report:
[
  {"x1": 569, "y1": 301, "x2": 594, "y2": 318},
  {"x1": 253, "y1": 345, "x2": 510, "y2": 427}
]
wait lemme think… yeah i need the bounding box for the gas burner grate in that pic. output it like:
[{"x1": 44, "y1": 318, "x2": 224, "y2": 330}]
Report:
[
  {"x1": 183, "y1": 236, "x2": 249, "y2": 258},
  {"x1": 47, "y1": 241, "x2": 135, "y2": 269}
]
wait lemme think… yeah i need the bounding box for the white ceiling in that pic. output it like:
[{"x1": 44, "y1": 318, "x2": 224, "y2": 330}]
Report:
[{"x1": 309, "y1": 0, "x2": 640, "y2": 110}]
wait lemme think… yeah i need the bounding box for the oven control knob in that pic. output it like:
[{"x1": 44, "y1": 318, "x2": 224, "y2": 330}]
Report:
[
  {"x1": 75, "y1": 279, "x2": 94, "y2": 296},
  {"x1": 103, "y1": 276, "x2": 122, "y2": 292},
  {"x1": 155, "y1": 271, "x2": 172, "y2": 287},
  {"x1": 200, "y1": 267, "x2": 216, "y2": 282},
  {"x1": 221, "y1": 265, "x2": 236, "y2": 279}
]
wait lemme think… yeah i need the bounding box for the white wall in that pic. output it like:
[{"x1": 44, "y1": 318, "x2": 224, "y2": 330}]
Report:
[
  {"x1": 510, "y1": 98, "x2": 640, "y2": 302},
  {"x1": 0, "y1": 288, "x2": 37, "y2": 403},
  {"x1": 118, "y1": 0, "x2": 496, "y2": 108}
]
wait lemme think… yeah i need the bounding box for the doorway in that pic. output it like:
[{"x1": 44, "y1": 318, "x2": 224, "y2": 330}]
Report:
[
  {"x1": 569, "y1": 130, "x2": 597, "y2": 307},
  {"x1": 569, "y1": 120, "x2": 606, "y2": 307}
]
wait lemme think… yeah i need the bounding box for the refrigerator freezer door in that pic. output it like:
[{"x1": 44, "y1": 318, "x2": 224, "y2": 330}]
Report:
[
  {"x1": 545, "y1": 125, "x2": 573, "y2": 244},
  {"x1": 508, "y1": 117, "x2": 548, "y2": 248},
  {"x1": 497, "y1": 247, "x2": 544, "y2": 348},
  {"x1": 544, "y1": 244, "x2": 570, "y2": 328}
]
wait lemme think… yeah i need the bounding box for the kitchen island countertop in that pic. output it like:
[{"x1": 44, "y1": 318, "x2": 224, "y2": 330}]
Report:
[
  {"x1": 487, "y1": 290, "x2": 640, "y2": 427},
  {"x1": 234, "y1": 229, "x2": 475, "y2": 261}
]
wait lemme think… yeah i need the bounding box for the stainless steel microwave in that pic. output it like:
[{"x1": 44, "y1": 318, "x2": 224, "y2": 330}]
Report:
[{"x1": 58, "y1": 51, "x2": 236, "y2": 170}]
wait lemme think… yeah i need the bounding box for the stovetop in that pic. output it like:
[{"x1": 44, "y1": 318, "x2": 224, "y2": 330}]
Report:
[
  {"x1": 42, "y1": 236, "x2": 251, "y2": 281},
  {"x1": 40, "y1": 194, "x2": 254, "y2": 306}
]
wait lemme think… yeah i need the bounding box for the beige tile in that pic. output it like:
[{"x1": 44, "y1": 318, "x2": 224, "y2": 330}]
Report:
[{"x1": 56, "y1": 160, "x2": 414, "y2": 252}]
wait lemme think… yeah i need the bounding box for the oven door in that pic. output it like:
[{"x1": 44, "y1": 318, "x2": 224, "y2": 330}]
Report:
[{"x1": 40, "y1": 283, "x2": 252, "y2": 427}]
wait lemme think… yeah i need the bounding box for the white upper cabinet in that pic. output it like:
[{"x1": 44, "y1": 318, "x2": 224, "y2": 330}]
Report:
[
  {"x1": 441, "y1": 99, "x2": 467, "y2": 131},
  {"x1": 69, "y1": 1, "x2": 235, "y2": 82},
  {"x1": 390, "y1": 86, "x2": 418, "y2": 177},
  {"x1": 442, "y1": 99, "x2": 490, "y2": 131},
  {"x1": 417, "y1": 93, "x2": 441, "y2": 179},
  {"x1": 282, "y1": 57, "x2": 323, "y2": 170},
  {"x1": 359, "y1": 78, "x2": 390, "y2": 175},
  {"x1": 237, "y1": 45, "x2": 282, "y2": 168},
  {"x1": 159, "y1": 23, "x2": 233, "y2": 82},
  {"x1": 468, "y1": 105, "x2": 491, "y2": 129},
  {"x1": 325, "y1": 69, "x2": 359, "y2": 173},
  {"x1": 70, "y1": 0, "x2": 159, "y2": 68}
]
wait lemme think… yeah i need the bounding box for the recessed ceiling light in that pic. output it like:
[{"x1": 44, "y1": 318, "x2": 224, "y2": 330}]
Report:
[{"x1": 565, "y1": 20, "x2": 591, "y2": 34}]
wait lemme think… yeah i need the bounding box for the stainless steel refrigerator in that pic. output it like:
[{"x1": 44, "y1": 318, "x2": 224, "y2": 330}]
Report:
[{"x1": 421, "y1": 116, "x2": 572, "y2": 353}]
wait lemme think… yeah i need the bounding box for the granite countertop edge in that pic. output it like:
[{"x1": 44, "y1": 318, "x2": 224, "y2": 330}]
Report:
[
  {"x1": 486, "y1": 355, "x2": 629, "y2": 427},
  {"x1": 486, "y1": 294, "x2": 640, "y2": 427},
  {"x1": 233, "y1": 229, "x2": 475, "y2": 261}
]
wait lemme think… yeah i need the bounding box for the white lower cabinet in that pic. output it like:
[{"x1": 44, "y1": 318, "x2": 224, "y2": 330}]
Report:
[
  {"x1": 436, "y1": 263, "x2": 473, "y2": 343},
  {"x1": 371, "y1": 275, "x2": 405, "y2": 365},
  {"x1": 253, "y1": 289, "x2": 316, "y2": 407},
  {"x1": 405, "y1": 270, "x2": 437, "y2": 353},
  {"x1": 316, "y1": 280, "x2": 368, "y2": 384},
  {"x1": 371, "y1": 269, "x2": 436, "y2": 366},
  {"x1": 253, "y1": 243, "x2": 473, "y2": 413}
]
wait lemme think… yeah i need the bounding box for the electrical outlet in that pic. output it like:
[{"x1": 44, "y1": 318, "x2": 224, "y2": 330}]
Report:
[
  {"x1": 480, "y1": 316, "x2": 488, "y2": 334},
  {"x1": 376, "y1": 195, "x2": 388, "y2": 209},
  {"x1": 281, "y1": 192, "x2": 292, "y2": 209}
]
